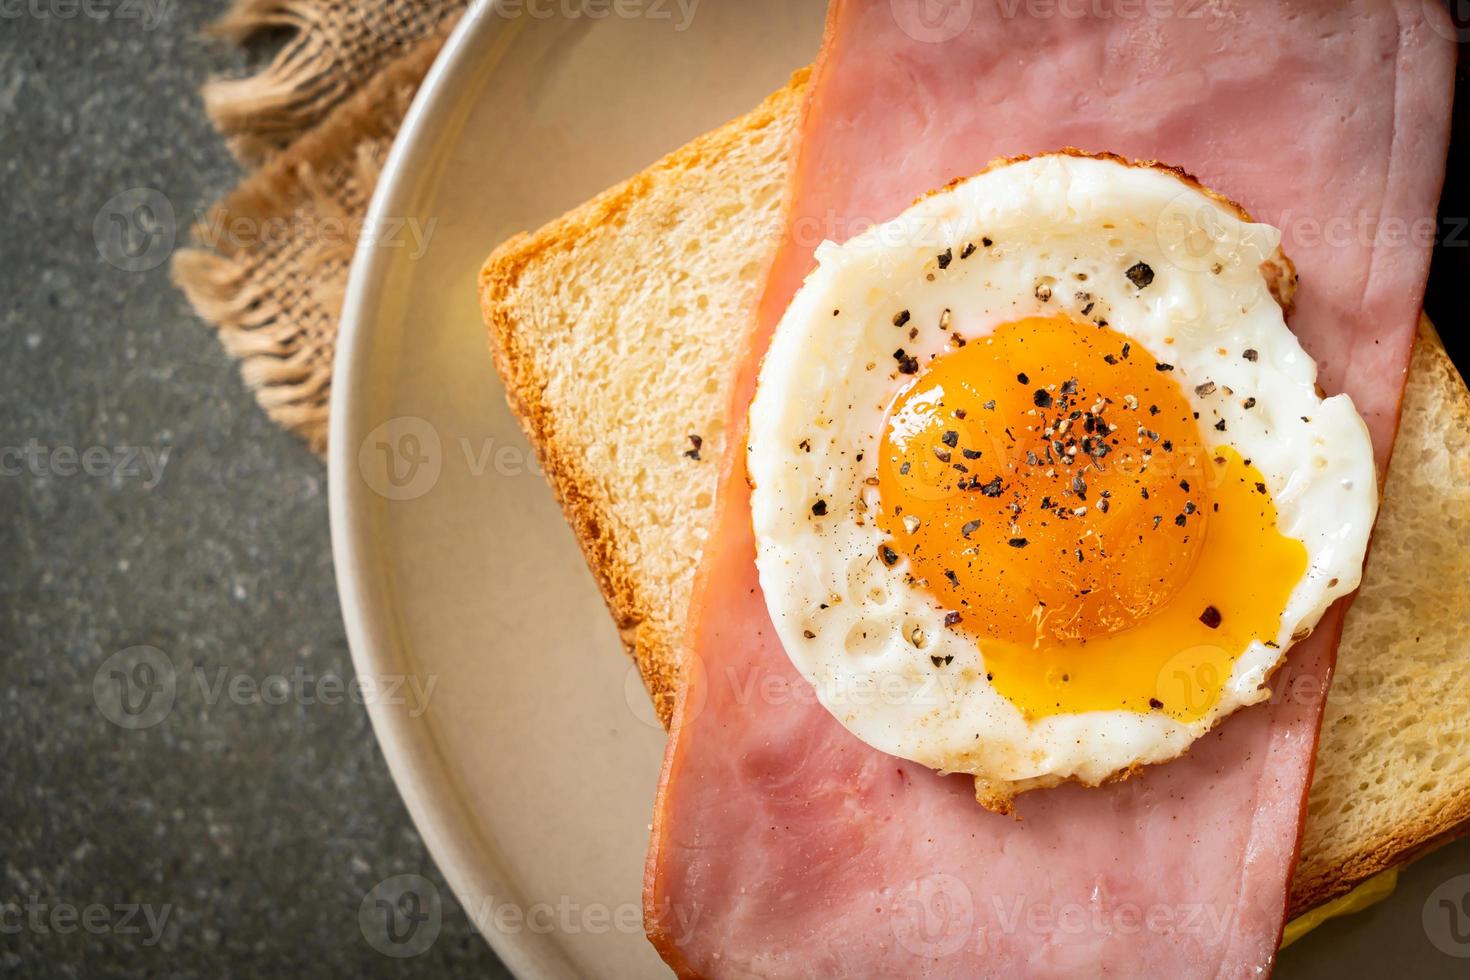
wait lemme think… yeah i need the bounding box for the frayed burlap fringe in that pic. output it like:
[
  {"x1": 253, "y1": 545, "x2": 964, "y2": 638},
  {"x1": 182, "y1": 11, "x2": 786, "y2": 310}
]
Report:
[{"x1": 175, "y1": 0, "x2": 467, "y2": 451}]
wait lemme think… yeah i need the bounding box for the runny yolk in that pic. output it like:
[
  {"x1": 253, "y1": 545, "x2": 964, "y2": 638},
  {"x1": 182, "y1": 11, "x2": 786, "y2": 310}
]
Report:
[{"x1": 876, "y1": 315, "x2": 1308, "y2": 722}]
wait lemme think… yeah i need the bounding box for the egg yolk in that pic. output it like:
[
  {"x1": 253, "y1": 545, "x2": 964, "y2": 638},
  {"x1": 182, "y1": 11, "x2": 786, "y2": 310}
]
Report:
[{"x1": 876, "y1": 315, "x2": 1307, "y2": 722}]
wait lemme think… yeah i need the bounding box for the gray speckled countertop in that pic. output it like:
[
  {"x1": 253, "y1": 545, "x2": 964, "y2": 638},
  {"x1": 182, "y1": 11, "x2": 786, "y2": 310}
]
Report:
[
  {"x1": 3, "y1": 6, "x2": 1469, "y2": 979},
  {"x1": 0, "y1": 6, "x2": 506, "y2": 977}
]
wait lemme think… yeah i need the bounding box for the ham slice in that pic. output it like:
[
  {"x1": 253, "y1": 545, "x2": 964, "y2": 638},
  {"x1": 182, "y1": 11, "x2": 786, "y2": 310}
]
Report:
[{"x1": 646, "y1": 2, "x2": 1454, "y2": 977}]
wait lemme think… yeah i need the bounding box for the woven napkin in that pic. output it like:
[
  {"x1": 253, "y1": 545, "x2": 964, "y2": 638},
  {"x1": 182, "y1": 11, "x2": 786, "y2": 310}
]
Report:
[{"x1": 174, "y1": 0, "x2": 470, "y2": 451}]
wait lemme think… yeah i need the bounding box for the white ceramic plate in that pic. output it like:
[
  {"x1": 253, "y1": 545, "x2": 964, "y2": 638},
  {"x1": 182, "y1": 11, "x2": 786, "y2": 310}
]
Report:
[{"x1": 328, "y1": 3, "x2": 1470, "y2": 977}]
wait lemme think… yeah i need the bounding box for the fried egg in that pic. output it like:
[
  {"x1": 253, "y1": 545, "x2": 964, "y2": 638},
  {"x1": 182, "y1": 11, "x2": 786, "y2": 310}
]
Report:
[{"x1": 746, "y1": 152, "x2": 1377, "y2": 809}]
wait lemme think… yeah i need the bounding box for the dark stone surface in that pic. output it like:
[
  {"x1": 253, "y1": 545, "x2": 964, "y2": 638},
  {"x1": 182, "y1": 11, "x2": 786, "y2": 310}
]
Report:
[{"x1": 0, "y1": 5, "x2": 506, "y2": 977}]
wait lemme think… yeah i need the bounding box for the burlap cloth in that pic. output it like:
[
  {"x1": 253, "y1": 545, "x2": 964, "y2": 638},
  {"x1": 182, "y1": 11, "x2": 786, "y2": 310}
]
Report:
[{"x1": 174, "y1": 0, "x2": 471, "y2": 451}]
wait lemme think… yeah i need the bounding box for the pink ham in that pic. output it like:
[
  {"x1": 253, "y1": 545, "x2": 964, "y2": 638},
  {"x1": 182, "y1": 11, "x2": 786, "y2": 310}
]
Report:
[{"x1": 646, "y1": 2, "x2": 1454, "y2": 977}]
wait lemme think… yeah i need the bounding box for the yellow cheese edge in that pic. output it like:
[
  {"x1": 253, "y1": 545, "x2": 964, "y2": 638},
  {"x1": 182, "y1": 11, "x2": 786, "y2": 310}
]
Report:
[{"x1": 1280, "y1": 867, "x2": 1400, "y2": 948}]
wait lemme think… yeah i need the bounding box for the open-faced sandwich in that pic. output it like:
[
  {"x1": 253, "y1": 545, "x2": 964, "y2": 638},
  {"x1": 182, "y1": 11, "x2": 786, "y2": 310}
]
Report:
[{"x1": 480, "y1": 1, "x2": 1462, "y2": 975}]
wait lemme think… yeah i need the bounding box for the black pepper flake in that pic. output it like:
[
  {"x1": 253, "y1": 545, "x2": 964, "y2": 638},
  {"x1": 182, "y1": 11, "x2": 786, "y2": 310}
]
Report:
[
  {"x1": 978, "y1": 477, "x2": 1004, "y2": 497},
  {"x1": 960, "y1": 242, "x2": 977, "y2": 259},
  {"x1": 1125, "y1": 261, "x2": 1155, "y2": 288},
  {"x1": 937, "y1": 247, "x2": 953, "y2": 269},
  {"x1": 1121, "y1": 342, "x2": 1131, "y2": 359},
  {"x1": 880, "y1": 545, "x2": 899, "y2": 566},
  {"x1": 944, "y1": 611, "x2": 963, "y2": 627},
  {"x1": 684, "y1": 434, "x2": 703, "y2": 460},
  {"x1": 811, "y1": 499, "x2": 828, "y2": 516},
  {"x1": 954, "y1": 408, "x2": 967, "y2": 419},
  {"x1": 803, "y1": 629, "x2": 816, "y2": 639},
  {"x1": 1174, "y1": 514, "x2": 1188, "y2": 527},
  {"x1": 962, "y1": 448, "x2": 983, "y2": 460},
  {"x1": 1194, "y1": 381, "x2": 1217, "y2": 396},
  {"x1": 1243, "y1": 397, "x2": 1256, "y2": 409},
  {"x1": 1156, "y1": 362, "x2": 1174, "y2": 372},
  {"x1": 961, "y1": 519, "x2": 980, "y2": 539},
  {"x1": 1214, "y1": 418, "x2": 1227, "y2": 431},
  {"x1": 941, "y1": 430, "x2": 959, "y2": 448},
  {"x1": 1161, "y1": 439, "x2": 1173, "y2": 452},
  {"x1": 1072, "y1": 474, "x2": 1088, "y2": 498},
  {"x1": 931, "y1": 654, "x2": 955, "y2": 667},
  {"x1": 1060, "y1": 378, "x2": 1079, "y2": 395},
  {"x1": 982, "y1": 237, "x2": 993, "y2": 247},
  {"x1": 1243, "y1": 348, "x2": 1259, "y2": 362},
  {"x1": 933, "y1": 446, "x2": 952, "y2": 463},
  {"x1": 983, "y1": 400, "x2": 997, "y2": 411},
  {"x1": 1104, "y1": 354, "x2": 1118, "y2": 365},
  {"x1": 1153, "y1": 515, "x2": 1163, "y2": 529},
  {"x1": 1017, "y1": 372, "x2": 1030, "y2": 384},
  {"x1": 893, "y1": 309, "x2": 911, "y2": 327},
  {"x1": 1141, "y1": 487, "x2": 1150, "y2": 500},
  {"x1": 1148, "y1": 698, "x2": 1164, "y2": 710},
  {"x1": 1199, "y1": 605, "x2": 1223, "y2": 629},
  {"x1": 1008, "y1": 537, "x2": 1029, "y2": 548},
  {"x1": 899, "y1": 461, "x2": 911, "y2": 475},
  {"x1": 1033, "y1": 389, "x2": 1053, "y2": 408},
  {"x1": 1255, "y1": 481, "x2": 1267, "y2": 494},
  {"x1": 1179, "y1": 480, "x2": 1190, "y2": 492},
  {"x1": 1098, "y1": 497, "x2": 1110, "y2": 513},
  {"x1": 893, "y1": 348, "x2": 919, "y2": 374},
  {"x1": 944, "y1": 569, "x2": 959, "y2": 585}
]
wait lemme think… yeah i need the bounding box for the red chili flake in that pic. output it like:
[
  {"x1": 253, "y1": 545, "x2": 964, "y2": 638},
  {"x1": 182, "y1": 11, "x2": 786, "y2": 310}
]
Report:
[
  {"x1": 1199, "y1": 605, "x2": 1223, "y2": 629},
  {"x1": 811, "y1": 499, "x2": 828, "y2": 516}
]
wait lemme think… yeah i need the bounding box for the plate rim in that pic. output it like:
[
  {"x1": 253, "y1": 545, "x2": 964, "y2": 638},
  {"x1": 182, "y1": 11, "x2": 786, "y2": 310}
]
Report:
[{"x1": 327, "y1": 3, "x2": 582, "y2": 977}]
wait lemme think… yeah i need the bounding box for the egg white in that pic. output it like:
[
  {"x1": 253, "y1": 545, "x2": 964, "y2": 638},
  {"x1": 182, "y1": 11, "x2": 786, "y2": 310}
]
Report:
[{"x1": 746, "y1": 153, "x2": 1378, "y2": 800}]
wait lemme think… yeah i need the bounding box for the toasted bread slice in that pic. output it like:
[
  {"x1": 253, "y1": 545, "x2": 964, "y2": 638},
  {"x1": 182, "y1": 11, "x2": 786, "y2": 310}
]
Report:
[{"x1": 479, "y1": 74, "x2": 1470, "y2": 917}]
